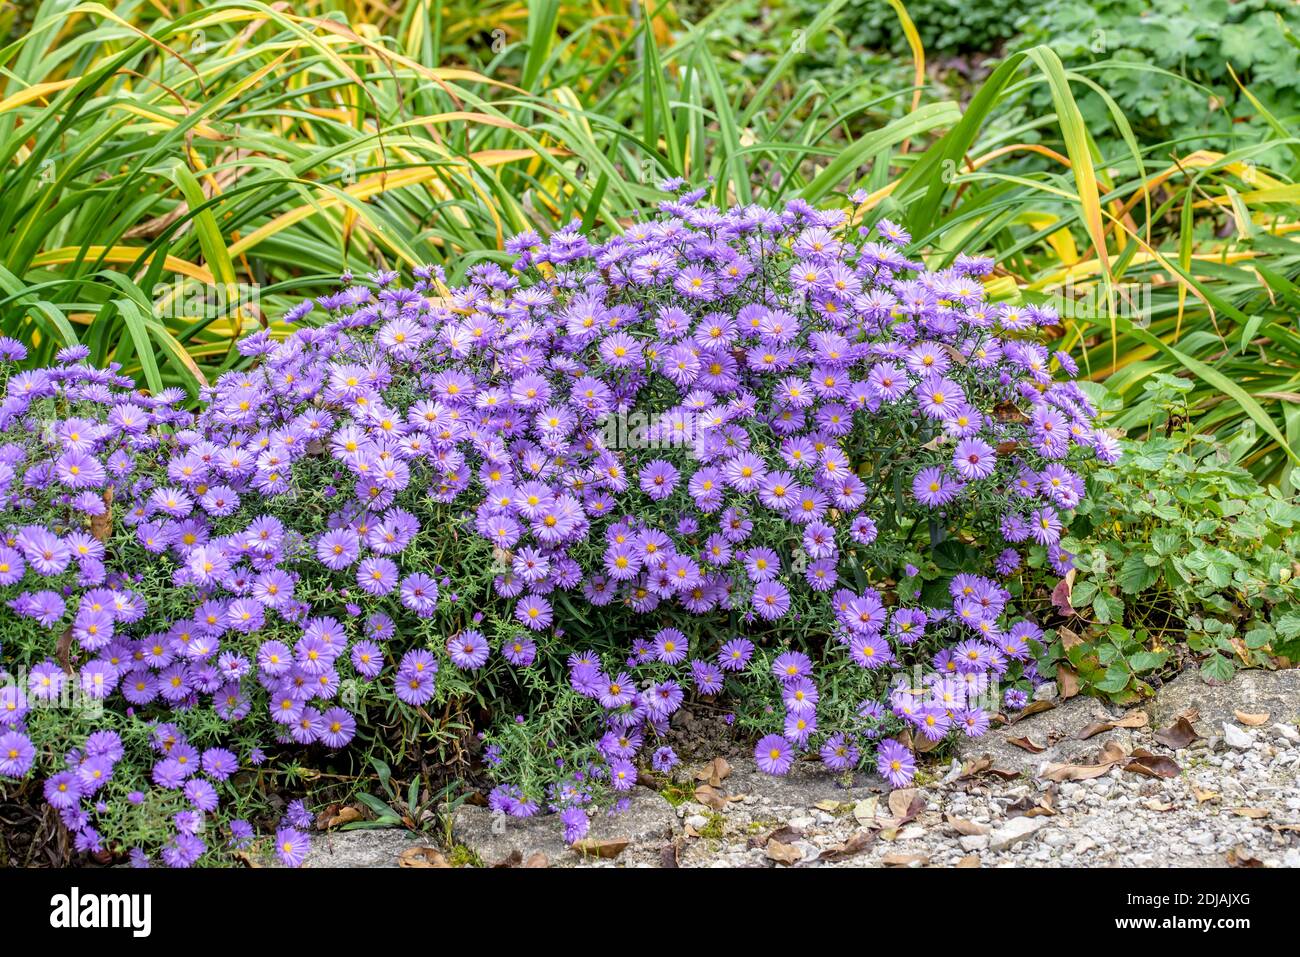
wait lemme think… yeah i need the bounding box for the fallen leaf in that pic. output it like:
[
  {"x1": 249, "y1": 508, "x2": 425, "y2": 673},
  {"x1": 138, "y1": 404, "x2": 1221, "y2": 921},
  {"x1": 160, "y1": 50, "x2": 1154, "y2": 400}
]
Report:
[
  {"x1": 694, "y1": 757, "x2": 732, "y2": 788},
  {"x1": 888, "y1": 788, "x2": 917, "y2": 819},
  {"x1": 1153, "y1": 716, "x2": 1201, "y2": 750},
  {"x1": 881, "y1": 852, "x2": 928, "y2": 867},
  {"x1": 572, "y1": 838, "x2": 630, "y2": 860},
  {"x1": 693, "y1": 784, "x2": 728, "y2": 811},
  {"x1": 814, "y1": 799, "x2": 842, "y2": 813},
  {"x1": 1226, "y1": 807, "x2": 1269, "y2": 819},
  {"x1": 318, "y1": 805, "x2": 362, "y2": 830},
  {"x1": 89, "y1": 488, "x2": 114, "y2": 543},
  {"x1": 955, "y1": 855, "x2": 981, "y2": 868},
  {"x1": 1008, "y1": 699, "x2": 1056, "y2": 723},
  {"x1": 1057, "y1": 665, "x2": 1080, "y2": 700},
  {"x1": 1142, "y1": 799, "x2": 1174, "y2": 812},
  {"x1": 820, "y1": 830, "x2": 875, "y2": 862},
  {"x1": 945, "y1": 814, "x2": 989, "y2": 836},
  {"x1": 523, "y1": 852, "x2": 549, "y2": 868},
  {"x1": 1226, "y1": 846, "x2": 1263, "y2": 868},
  {"x1": 1058, "y1": 625, "x2": 1084, "y2": 650},
  {"x1": 56, "y1": 627, "x2": 75, "y2": 675},
  {"x1": 659, "y1": 841, "x2": 680, "y2": 868},
  {"x1": 398, "y1": 846, "x2": 450, "y2": 868},
  {"x1": 1077, "y1": 710, "x2": 1149, "y2": 739},
  {"x1": 1123, "y1": 749, "x2": 1181, "y2": 779},
  {"x1": 913, "y1": 731, "x2": 943, "y2": 753},
  {"x1": 1051, "y1": 577, "x2": 1075, "y2": 617},
  {"x1": 1192, "y1": 787, "x2": 1220, "y2": 804},
  {"x1": 852, "y1": 797, "x2": 879, "y2": 824},
  {"x1": 232, "y1": 850, "x2": 262, "y2": 868},
  {"x1": 1006, "y1": 794, "x2": 1056, "y2": 818},
  {"x1": 957, "y1": 756, "x2": 992, "y2": 779},
  {"x1": 1234, "y1": 710, "x2": 1269, "y2": 727},
  {"x1": 1041, "y1": 740, "x2": 1128, "y2": 781},
  {"x1": 767, "y1": 825, "x2": 803, "y2": 845},
  {"x1": 765, "y1": 840, "x2": 802, "y2": 865},
  {"x1": 492, "y1": 850, "x2": 522, "y2": 868},
  {"x1": 1008, "y1": 736, "x2": 1045, "y2": 753},
  {"x1": 887, "y1": 789, "x2": 926, "y2": 825}
]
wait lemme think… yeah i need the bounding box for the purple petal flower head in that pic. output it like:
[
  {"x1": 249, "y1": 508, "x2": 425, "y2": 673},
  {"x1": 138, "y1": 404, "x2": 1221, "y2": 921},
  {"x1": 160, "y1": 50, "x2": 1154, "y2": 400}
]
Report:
[
  {"x1": 651, "y1": 746, "x2": 679, "y2": 773},
  {"x1": 754, "y1": 734, "x2": 794, "y2": 776},
  {"x1": 447, "y1": 630, "x2": 490, "y2": 670},
  {"x1": 275, "y1": 827, "x2": 311, "y2": 868},
  {"x1": 876, "y1": 738, "x2": 915, "y2": 788},
  {"x1": 719, "y1": 637, "x2": 754, "y2": 671}
]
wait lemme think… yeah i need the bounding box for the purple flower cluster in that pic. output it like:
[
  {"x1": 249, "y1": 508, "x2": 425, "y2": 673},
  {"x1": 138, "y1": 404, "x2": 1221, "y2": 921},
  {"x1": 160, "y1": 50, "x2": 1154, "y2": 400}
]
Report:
[{"x1": 0, "y1": 187, "x2": 1110, "y2": 861}]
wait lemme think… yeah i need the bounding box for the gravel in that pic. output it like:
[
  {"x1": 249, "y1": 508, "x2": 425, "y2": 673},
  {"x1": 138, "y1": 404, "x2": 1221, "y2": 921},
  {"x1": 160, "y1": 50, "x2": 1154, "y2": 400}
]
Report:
[{"x1": 297, "y1": 667, "x2": 1300, "y2": 868}]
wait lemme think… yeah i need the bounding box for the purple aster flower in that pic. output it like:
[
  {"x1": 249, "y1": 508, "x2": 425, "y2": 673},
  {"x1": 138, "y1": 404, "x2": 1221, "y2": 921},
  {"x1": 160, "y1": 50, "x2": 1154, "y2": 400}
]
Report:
[{"x1": 754, "y1": 734, "x2": 794, "y2": 776}]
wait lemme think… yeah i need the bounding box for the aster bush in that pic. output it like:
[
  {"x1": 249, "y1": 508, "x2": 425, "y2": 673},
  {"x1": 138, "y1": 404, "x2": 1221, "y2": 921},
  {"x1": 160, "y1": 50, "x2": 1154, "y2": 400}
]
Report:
[{"x1": 0, "y1": 186, "x2": 1112, "y2": 866}]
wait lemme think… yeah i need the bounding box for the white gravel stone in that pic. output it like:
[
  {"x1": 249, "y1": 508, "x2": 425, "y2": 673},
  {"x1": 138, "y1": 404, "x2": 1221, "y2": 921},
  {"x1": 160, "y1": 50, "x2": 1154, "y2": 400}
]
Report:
[
  {"x1": 989, "y1": 816, "x2": 1045, "y2": 851},
  {"x1": 1223, "y1": 723, "x2": 1255, "y2": 750}
]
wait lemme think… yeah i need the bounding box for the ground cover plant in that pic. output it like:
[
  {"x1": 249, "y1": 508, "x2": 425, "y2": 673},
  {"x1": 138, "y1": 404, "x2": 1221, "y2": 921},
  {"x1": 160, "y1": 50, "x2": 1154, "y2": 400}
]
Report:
[{"x1": 0, "y1": 188, "x2": 1112, "y2": 864}]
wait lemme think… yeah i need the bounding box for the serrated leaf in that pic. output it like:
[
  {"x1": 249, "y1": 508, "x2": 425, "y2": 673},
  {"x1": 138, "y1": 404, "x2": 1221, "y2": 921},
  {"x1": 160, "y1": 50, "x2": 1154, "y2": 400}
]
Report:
[
  {"x1": 1118, "y1": 552, "x2": 1160, "y2": 594},
  {"x1": 1200, "y1": 653, "x2": 1235, "y2": 683}
]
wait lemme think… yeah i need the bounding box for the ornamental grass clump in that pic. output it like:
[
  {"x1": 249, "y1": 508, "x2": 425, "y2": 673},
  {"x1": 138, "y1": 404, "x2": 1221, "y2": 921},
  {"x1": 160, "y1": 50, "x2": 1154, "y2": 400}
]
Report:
[{"x1": 0, "y1": 186, "x2": 1112, "y2": 865}]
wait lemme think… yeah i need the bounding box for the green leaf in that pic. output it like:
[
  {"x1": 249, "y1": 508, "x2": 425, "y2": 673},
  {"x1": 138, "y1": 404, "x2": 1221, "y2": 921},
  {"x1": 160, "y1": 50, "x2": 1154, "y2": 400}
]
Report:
[
  {"x1": 353, "y1": 792, "x2": 402, "y2": 825},
  {"x1": 1200, "y1": 653, "x2": 1235, "y2": 683},
  {"x1": 1275, "y1": 613, "x2": 1300, "y2": 640},
  {"x1": 1096, "y1": 663, "x2": 1132, "y2": 694},
  {"x1": 1118, "y1": 551, "x2": 1160, "y2": 594},
  {"x1": 1092, "y1": 591, "x2": 1123, "y2": 624},
  {"x1": 1128, "y1": 650, "x2": 1169, "y2": 672}
]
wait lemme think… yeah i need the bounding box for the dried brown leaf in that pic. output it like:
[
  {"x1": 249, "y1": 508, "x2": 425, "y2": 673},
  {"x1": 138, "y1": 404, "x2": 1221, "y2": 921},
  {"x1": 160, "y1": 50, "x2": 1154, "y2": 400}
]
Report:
[
  {"x1": 881, "y1": 852, "x2": 928, "y2": 867},
  {"x1": 1226, "y1": 846, "x2": 1264, "y2": 868},
  {"x1": 1057, "y1": 665, "x2": 1080, "y2": 700},
  {"x1": 1123, "y1": 749, "x2": 1181, "y2": 779},
  {"x1": 945, "y1": 814, "x2": 989, "y2": 836},
  {"x1": 1006, "y1": 794, "x2": 1056, "y2": 818},
  {"x1": 694, "y1": 757, "x2": 733, "y2": 788},
  {"x1": 820, "y1": 830, "x2": 875, "y2": 862},
  {"x1": 1058, "y1": 625, "x2": 1084, "y2": 650},
  {"x1": 765, "y1": 840, "x2": 802, "y2": 865},
  {"x1": 1077, "y1": 709, "x2": 1148, "y2": 740},
  {"x1": 887, "y1": 788, "x2": 917, "y2": 819},
  {"x1": 1041, "y1": 752, "x2": 1121, "y2": 782},
  {"x1": 659, "y1": 840, "x2": 680, "y2": 868},
  {"x1": 1226, "y1": 807, "x2": 1269, "y2": 819},
  {"x1": 320, "y1": 805, "x2": 362, "y2": 830},
  {"x1": 955, "y1": 855, "x2": 981, "y2": 868},
  {"x1": 1051, "y1": 577, "x2": 1076, "y2": 618},
  {"x1": 1008, "y1": 699, "x2": 1056, "y2": 724},
  {"x1": 1234, "y1": 711, "x2": 1270, "y2": 727},
  {"x1": 767, "y1": 825, "x2": 803, "y2": 845},
  {"x1": 1153, "y1": 716, "x2": 1200, "y2": 750},
  {"x1": 693, "y1": 783, "x2": 728, "y2": 811},
  {"x1": 1008, "y1": 736, "x2": 1045, "y2": 753},
  {"x1": 572, "y1": 838, "x2": 630, "y2": 860},
  {"x1": 957, "y1": 756, "x2": 992, "y2": 779},
  {"x1": 398, "y1": 846, "x2": 450, "y2": 868}
]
